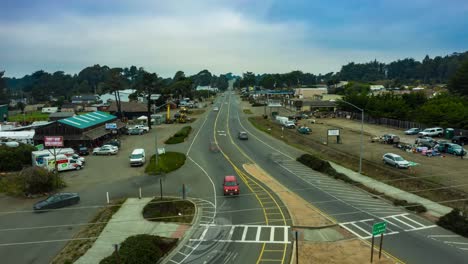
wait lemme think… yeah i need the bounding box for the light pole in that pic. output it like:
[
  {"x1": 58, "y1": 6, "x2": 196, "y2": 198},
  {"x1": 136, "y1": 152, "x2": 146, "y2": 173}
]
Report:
[{"x1": 338, "y1": 100, "x2": 364, "y2": 174}]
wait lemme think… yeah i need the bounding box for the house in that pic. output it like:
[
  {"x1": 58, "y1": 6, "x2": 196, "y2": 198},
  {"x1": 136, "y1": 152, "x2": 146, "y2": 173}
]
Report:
[
  {"x1": 60, "y1": 103, "x2": 77, "y2": 113},
  {"x1": 196, "y1": 85, "x2": 219, "y2": 92},
  {"x1": 294, "y1": 88, "x2": 328, "y2": 99},
  {"x1": 108, "y1": 101, "x2": 148, "y2": 120},
  {"x1": 370, "y1": 85, "x2": 385, "y2": 91},
  {"x1": 33, "y1": 111, "x2": 126, "y2": 148},
  {"x1": 24, "y1": 104, "x2": 45, "y2": 113},
  {"x1": 71, "y1": 94, "x2": 99, "y2": 104},
  {"x1": 48, "y1": 112, "x2": 75, "y2": 121},
  {"x1": 41, "y1": 107, "x2": 58, "y2": 113}
]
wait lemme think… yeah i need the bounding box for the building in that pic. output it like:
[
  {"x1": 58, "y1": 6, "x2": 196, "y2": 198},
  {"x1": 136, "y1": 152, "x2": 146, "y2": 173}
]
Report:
[
  {"x1": 108, "y1": 101, "x2": 148, "y2": 120},
  {"x1": 196, "y1": 85, "x2": 219, "y2": 92},
  {"x1": 33, "y1": 111, "x2": 126, "y2": 148},
  {"x1": 294, "y1": 88, "x2": 328, "y2": 99},
  {"x1": 60, "y1": 103, "x2": 77, "y2": 113},
  {"x1": 0, "y1": 130, "x2": 35, "y2": 145},
  {"x1": 71, "y1": 94, "x2": 99, "y2": 104},
  {"x1": 24, "y1": 104, "x2": 45, "y2": 113},
  {"x1": 48, "y1": 112, "x2": 75, "y2": 121},
  {"x1": 370, "y1": 85, "x2": 385, "y2": 91}
]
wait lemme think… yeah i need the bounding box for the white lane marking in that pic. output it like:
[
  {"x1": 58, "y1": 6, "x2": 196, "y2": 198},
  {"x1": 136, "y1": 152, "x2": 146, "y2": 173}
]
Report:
[
  {"x1": 428, "y1": 235, "x2": 460, "y2": 238},
  {"x1": 400, "y1": 214, "x2": 426, "y2": 228},
  {"x1": 242, "y1": 226, "x2": 248, "y2": 241},
  {"x1": 350, "y1": 223, "x2": 373, "y2": 237},
  {"x1": 444, "y1": 241, "x2": 468, "y2": 245},
  {"x1": 270, "y1": 227, "x2": 275, "y2": 241},
  {"x1": 256, "y1": 227, "x2": 262, "y2": 241},
  {"x1": 284, "y1": 226, "x2": 288, "y2": 243},
  {"x1": 227, "y1": 226, "x2": 235, "y2": 240}
]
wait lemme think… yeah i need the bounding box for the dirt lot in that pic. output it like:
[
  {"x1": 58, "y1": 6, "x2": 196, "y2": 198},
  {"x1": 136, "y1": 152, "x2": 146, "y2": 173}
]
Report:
[{"x1": 242, "y1": 101, "x2": 467, "y2": 210}]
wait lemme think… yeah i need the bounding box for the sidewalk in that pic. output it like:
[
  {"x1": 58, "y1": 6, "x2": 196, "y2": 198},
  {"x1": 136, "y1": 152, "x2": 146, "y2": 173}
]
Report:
[
  {"x1": 75, "y1": 198, "x2": 189, "y2": 264},
  {"x1": 330, "y1": 162, "x2": 452, "y2": 217}
]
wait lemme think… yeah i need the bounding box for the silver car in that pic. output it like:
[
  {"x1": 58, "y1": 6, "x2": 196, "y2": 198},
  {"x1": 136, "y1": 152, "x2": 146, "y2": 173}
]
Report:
[
  {"x1": 383, "y1": 153, "x2": 410, "y2": 169},
  {"x1": 93, "y1": 145, "x2": 118, "y2": 155}
]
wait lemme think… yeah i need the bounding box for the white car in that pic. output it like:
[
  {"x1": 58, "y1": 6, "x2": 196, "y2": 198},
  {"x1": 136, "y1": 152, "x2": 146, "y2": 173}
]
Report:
[
  {"x1": 133, "y1": 124, "x2": 149, "y2": 133},
  {"x1": 93, "y1": 145, "x2": 118, "y2": 155},
  {"x1": 418, "y1": 127, "x2": 444, "y2": 137},
  {"x1": 71, "y1": 154, "x2": 86, "y2": 164},
  {"x1": 213, "y1": 107, "x2": 219, "y2": 112},
  {"x1": 383, "y1": 153, "x2": 410, "y2": 169}
]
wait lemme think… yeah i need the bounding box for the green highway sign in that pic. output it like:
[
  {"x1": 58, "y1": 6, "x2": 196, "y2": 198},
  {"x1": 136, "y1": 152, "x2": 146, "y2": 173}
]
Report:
[{"x1": 372, "y1": 222, "x2": 387, "y2": 236}]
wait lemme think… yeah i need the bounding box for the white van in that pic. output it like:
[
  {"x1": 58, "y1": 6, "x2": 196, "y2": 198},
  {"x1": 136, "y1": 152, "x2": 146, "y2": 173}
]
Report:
[
  {"x1": 130, "y1": 149, "x2": 146, "y2": 166},
  {"x1": 43, "y1": 155, "x2": 83, "y2": 172}
]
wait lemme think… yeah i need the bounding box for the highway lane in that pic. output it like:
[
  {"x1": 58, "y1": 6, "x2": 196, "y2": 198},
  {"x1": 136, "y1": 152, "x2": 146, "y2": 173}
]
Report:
[{"x1": 227, "y1": 92, "x2": 468, "y2": 263}]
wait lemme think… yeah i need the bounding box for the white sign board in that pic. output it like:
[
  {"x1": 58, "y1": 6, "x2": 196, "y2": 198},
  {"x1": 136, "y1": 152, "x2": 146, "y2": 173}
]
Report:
[
  {"x1": 328, "y1": 129, "x2": 340, "y2": 136},
  {"x1": 44, "y1": 136, "x2": 63, "y2": 147}
]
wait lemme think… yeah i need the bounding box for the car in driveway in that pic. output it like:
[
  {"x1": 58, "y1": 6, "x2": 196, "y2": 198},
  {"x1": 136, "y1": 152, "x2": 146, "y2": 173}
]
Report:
[
  {"x1": 452, "y1": 136, "x2": 468, "y2": 146},
  {"x1": 437, "y1": 143, "x2": 467, "y2": 156},
  {"x1": 127, "y1": 128, "x2": 144, "y2": 135},
  {"x1": 238, "y1": 131, "x2": 248, "y2": 140},
  {"x1": 223, "y1": 175, "x2": 239, "y2": 196},
  {"x1": 33, "y1": 193, "x2": 80, "y2": 211},
  {"x1": 92, "y1": 145, "x2": 118, "y2": 155},
  {"x1": 405, "y1": 128, "x2": 421, "y2": 135},
  {"x1": 383, "y1": 153, "x2": 410, "y2": 169}
]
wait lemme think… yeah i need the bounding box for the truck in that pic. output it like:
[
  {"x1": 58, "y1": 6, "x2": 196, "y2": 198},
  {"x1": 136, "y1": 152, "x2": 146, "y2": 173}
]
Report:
[
  {"x1": 43, "y1": 155, "x2": 83, "y2": 172},
  {"x1": 275, "y1": 116, "x2": 289, "y2": 125},
  {"x1": 31, "y1": 148, "x2": 76, "y2": 166}
]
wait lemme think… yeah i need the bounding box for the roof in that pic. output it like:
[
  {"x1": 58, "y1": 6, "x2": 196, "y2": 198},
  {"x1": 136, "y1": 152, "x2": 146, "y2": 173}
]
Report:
[
  {"x1": 224, "y1": 175, "x2": 237, "y2": 181},
  {"x1": 58, "y1": 111, "x2": 116, "y2": 129},
  {"x1": 108, "y1": 101, "x2": 147, "y2": 112},
  {"x1": 71, "y1": 95, "x2": 98, "y2": 101},
  {"x1": 49, "y1": 112, "x2": 75, "y2": 118}
]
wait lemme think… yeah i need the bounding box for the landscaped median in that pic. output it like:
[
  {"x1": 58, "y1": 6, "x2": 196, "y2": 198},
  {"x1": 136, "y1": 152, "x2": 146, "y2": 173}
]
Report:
[
  {"x1": 145, "y1": 152, "x2": 186, "y2": 175},
  {"x1": 164, "y1": 126, "x2": 192, "y2": 144}
]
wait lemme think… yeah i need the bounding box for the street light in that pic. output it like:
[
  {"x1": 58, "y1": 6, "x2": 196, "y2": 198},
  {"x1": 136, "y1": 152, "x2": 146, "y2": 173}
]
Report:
[{"x1": 338, "y1": 100, "x2": 364, "y2": 174}]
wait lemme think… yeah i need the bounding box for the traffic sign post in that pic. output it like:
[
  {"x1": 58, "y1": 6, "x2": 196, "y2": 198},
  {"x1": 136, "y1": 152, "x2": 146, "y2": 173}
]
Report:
[{"x1": 371, "y1": 222, "x2": 387, "y2": 263}]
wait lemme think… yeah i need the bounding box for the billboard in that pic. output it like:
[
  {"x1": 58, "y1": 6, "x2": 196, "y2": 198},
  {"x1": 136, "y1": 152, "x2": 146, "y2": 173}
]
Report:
[
  {"x1": 105, "y1": 123, "x2": 117, "y2": 129},
  {"x1": 44, "y1": 136, "x2": 63, "y2": 147}
]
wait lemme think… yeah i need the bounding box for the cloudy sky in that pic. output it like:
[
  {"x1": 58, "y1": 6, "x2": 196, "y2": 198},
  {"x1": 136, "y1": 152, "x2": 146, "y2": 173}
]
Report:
[{"x1": 1, "y1": 0, "x2": 467, "y2": 78}]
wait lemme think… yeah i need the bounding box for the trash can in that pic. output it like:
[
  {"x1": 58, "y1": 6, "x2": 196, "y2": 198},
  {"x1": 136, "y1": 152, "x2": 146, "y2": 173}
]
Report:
[{"x1": 445, "y1": 128, "x2": 454, "y2": 139}]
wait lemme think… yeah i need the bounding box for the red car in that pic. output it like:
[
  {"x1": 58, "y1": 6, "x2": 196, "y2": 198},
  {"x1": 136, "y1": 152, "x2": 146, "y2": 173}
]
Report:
[{"x1": 223, "y1": 175, "x2": 240, "y2": 196}]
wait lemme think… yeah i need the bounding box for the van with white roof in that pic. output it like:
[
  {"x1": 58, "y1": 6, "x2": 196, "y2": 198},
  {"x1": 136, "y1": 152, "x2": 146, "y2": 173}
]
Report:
[{"x1": 129, "y1": 148, "x2": 146, "y2": 167}]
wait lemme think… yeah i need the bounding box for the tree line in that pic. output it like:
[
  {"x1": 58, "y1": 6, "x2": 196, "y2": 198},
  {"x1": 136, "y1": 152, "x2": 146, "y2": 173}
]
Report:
[{"x1": 2, "y1": 66, "x2": 230, "y2": 104}]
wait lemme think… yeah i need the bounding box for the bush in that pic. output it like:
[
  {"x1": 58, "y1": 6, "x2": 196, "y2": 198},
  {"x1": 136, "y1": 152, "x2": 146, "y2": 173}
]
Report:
[
  {"x1": 100, "y1": 235, "x2": 164, "y2": 264},
  {"x1": 145, "y1": 152, "x2": 186, "y2": 175},
  {"x1": 0, "y1": 144, "x2": 36, "y2": 171},
  {"x1": 143, "y1": 198, "x2": 195, "y2": 223},
  {"x1": 437, "y1": 209, "x2": 468, "y2": 237},
  {"x1": 165, "y1": 126, "x2": 192, "y2": 144},
  {"x1": 393, "y1": 199, "x2": 427, "y2": 213},
  {"x1": 0, "y1": 167, "x2": 65, "y2": 196},
  {"x1": 297, "y1": 154, "x2": 357, "y2": 184}
]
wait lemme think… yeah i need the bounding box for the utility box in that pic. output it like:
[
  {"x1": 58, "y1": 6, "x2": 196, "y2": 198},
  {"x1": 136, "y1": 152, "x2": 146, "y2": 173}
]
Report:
[{"x1": 445, "y1": 128, "x2": 454, "y2": 139}]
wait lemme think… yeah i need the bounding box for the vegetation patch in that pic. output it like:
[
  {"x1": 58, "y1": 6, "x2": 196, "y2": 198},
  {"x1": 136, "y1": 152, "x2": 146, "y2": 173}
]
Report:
[
  {"x1": 52, "y1": 199, "x2": 125, "y2": 264},
  {"x1": 145, "y1": 152, "x2": 186, "y2": 175},
  {"x1": 190, "y1": 109, "x2": 205, "y2": 115},
  {"x1": 243, "y1": 109, "x2": 253, "y2": 114},
  {"x1": 0, "y1": 144, "x2": 36, "y2": 171},
  {"x1": 251, "y1": 102, "x2": 267, "y2": 107},
  {"x1": 0, "y1": 167, "x2": 65, "y2": 197},
  {"x1": 437, "y1": 209, "x2": 468, "y2": 238},
  {"x1": 393, "y1": 199, "x2": 427, "y2": 213},
  {"x1": 8, "y1": 111, "x2": 49, "y2": 122},
  {"x1": 143, "y1": 198, "x2": 195, "y2": 223},
  {"x1": 165, "y1": 126, "x2": 192, "y2": 144},
  {"x1": 100, "y1": 234, "x2": 177, "y2": 264},
  {"x1": 297, "y1": 154, "x2": 358, "y2": 185}
]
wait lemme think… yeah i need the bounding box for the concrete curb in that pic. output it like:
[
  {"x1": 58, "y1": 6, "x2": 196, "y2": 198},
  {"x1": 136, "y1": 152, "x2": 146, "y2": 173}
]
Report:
[
  {"x1": 293, "y1": 224, "x2": 339, "y2": 230},
  {"x1": 161, "y1": 197, "x2": 201, "y2": 264}
]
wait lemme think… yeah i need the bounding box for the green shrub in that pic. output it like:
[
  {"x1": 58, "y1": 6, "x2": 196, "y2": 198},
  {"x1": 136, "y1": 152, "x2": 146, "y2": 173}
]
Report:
[
  {"x1": 297, "y1": 154, "x2": 357, "y2": 184},
  {"x1": 143, "y1": 198, "x2": 195, "y2": 223},
  {"x1": 165, "y1": 126, "x2": 192, "y2": 144},
  {"x1": 0, "y1": 167, "x2": 65, "y2": 196},
  {"x1": 145, "y1": 152, "x2": 186, "y2": 175},
  {"x1": 437, "y1": 209, "x2": 468, "y2": 237},
  {"x1": 393, "y1": 199, "x2": 427, "y2": 213},
  {"x1": 0, "y1": 144, "x2": 36, "y2": 171},
  {"x1": 100, "y1": 235, "x2": 164, "y2": 264}
]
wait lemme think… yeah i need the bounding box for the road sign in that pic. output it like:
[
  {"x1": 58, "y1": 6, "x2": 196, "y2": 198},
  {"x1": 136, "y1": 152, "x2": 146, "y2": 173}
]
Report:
[
  {"x1": 105, "y1": 123, "x2": 117, "y2": 129},
  {"x1": 44, "y1": 136, "x2": 63, "y2": 147},
  {"x1": 372, "y1": 222, "x2": 387, "y2": 236},
  {"x1": 327, "y1": 129, "x2": 340, "y2": 136}
]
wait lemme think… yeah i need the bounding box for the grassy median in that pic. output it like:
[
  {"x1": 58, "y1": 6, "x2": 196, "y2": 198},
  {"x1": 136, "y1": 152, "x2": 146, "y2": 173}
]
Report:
[
  {"x1": 145, "y1": 152, "x2": 186, "y2": 175},
  {"x1": 165, "y1": 126, "x2": 192, "y2": 144}
]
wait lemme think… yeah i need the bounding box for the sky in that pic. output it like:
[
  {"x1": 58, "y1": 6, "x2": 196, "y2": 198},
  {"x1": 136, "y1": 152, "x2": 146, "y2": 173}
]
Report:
[{"x1": 1, "y1": 0, "x2": 467, "y2": 78}]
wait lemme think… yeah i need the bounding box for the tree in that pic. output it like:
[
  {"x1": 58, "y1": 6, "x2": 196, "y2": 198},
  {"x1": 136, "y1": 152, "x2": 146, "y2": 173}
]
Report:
[
  {"x1": 0, "y1": 71, "x2": 8, "y2": 104},
  {"x1": 240, "y1": 72, "x2": 256, "y2": 87},
  {"x1": 104, "y1": 68, "x2": 126, "y2": 118},
  {"x1": 173, "y1": 71, "x2": 186, "y2": 82},
  {"x1": 448, "y1": 59, "x2": 468, "y2": 96},
  {"x1": 134, "y1": 70, "x2": 164, "y2": 129}
]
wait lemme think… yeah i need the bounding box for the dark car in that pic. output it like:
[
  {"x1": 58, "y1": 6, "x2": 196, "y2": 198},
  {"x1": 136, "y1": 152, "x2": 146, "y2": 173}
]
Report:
[
  {"x1": 77, "y1": 146, "x2": 89, "y2": 156},
  {"x1": 33, "y1": 193, "x2": 80, "y2": 211},
  {"x1": 452, "y1": 136, "x2": 468, "y2": 146},
  {"x1": 238, "y1": 132, "x2": 248, "y2": 140},
  {"x1": 106, "y1": 139, "x2": 121, "y2": 148}
]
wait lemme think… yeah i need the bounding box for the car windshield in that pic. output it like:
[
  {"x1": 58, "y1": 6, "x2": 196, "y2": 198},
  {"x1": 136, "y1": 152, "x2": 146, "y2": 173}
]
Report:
[
  {"x1": 131, "y1": 154, "x2": 143, "y2": 159},
  {"x1": 394, "y1": 156, "x2": 404, "y2": 161},
  {"x1": 225, "y1": 181, "x2": 237, "y2": 186},
  {"x1": 45, "y1": 195, "x2": 59, "y2": 202}
]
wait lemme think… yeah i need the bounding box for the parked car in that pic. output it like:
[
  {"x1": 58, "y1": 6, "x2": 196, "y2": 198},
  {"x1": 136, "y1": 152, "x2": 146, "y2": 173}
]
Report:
[
  {"x1": 297, "y1": 126, "x2": 312, "y2": 134},
  {"x1": 283, "y1": 120, "x2": 296, "y2": 129},
  {"x1": 223, "y1": 175, "x2": 239, "y2": 196},
  {"x1": 415, "y1": 136, "x2": 437, "y2": 148},
  {"x1": 404, "y1": 128, "x2": 421, "y2": 135},
  {"x1": 418, "y1": 127, "x2": 444, "y2": 137},
  {"x1": 33, "y1": 193, "x2": 80, "y2": 211},
  {"x1": 127, "y1": 128, "x2": 144, "y2": 135},
  {"x1": 93, "y1": 145, "x2": 118, "y2": 155},
  {"x1": 238, "y1": 131, "x2": 249, "y2": 140},
  {"x1": 452, "y1": 136, "x2": 468, "y2": 146},
  {"x1": 71, "y1": 154, "x2": 86, "y2": 164},
  {"x1": 437, "y1": 143, "x2": 467, "y2": 156},
  {"x1": 105, "y1": 139, "x2": 121, "y2": 148},
  {"x1": 383, "y1": 153, "x2": 410, "y2": 169},
  {"x1": 133, "y1": 124, "x2": 150, "y2": 133},
  {"x1": 77, "y1": 146, "x2": 89, "y2": 156}
]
